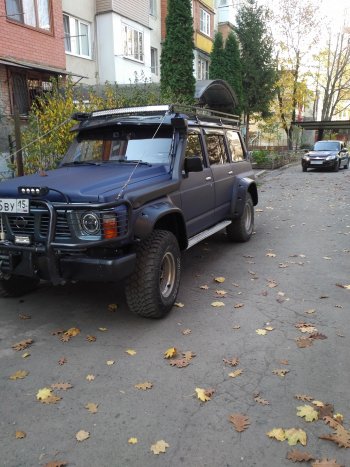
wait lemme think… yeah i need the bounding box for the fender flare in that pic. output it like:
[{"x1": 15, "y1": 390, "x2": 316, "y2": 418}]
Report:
[{"x1": 230, "y1": 177, "x2": 258, "y2": 219}]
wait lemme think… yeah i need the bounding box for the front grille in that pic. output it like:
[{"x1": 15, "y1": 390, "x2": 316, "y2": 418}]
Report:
[{"x1": 7, "y1": 209, "x2": 70, "y2": 240}]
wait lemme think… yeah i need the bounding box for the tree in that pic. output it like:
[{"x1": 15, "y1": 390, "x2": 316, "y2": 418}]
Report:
[
  {"x1": 236, "y1": 0, "x2": 276, "y2": 146},
  {"x1": 209, "y1": 32, "x2": 226, "y2": 80},
  {"x1": 224, "y1": 32, "x2": 244, "y2": 114},
  {"x1": 273, "y1": 0, "x2": 320, "y2": 148},
  {"x1": 160, "y1": 0, "x2": 195, "y2": 102}
]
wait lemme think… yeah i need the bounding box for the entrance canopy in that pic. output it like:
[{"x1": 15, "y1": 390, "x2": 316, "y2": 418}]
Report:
[
  {"x1": 195, "y1": 80, "x2": 238, "y2": 114},
  {"x1": 292, "y1": 120, "x2": 350, "y2": 130}
]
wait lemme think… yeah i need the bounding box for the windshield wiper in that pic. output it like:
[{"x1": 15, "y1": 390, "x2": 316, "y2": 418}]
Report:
[
  {"x1": 61, "y1": 161, "x2": 101, "y2": 167},
  {"x1": 103, "y1": 160, "x2": 152, "y2": 166}
]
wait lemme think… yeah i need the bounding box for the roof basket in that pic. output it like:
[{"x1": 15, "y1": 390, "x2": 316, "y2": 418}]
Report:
[{"x1": 171, "y1": 104, "x2": 240, "y2": 126}]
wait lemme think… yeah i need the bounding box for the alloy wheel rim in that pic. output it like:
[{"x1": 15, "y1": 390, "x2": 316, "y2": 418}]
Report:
[{"x1": 159, "y1": 251, "x2": 176, "y2": 298}]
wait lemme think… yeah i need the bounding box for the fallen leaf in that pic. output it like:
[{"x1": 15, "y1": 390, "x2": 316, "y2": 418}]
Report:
[
  {"x1": 12, "y1": 339, "x2": 33, "y2": 351},
  {"x1": 43, "y1": 462, "x2": 68, "y2": 467},
  {"x1": 312, "y1": 460, "x2": 344, "y2": 467},
  {"x1": 174, "y1": 302, "x2": 184, "y2": 308},
  {"x1": 256, "y1": 329, "x2": 267, "y2": 335},
  {"x1": 36, "y1": 387, "x2": 53, "y2": 401},
  {"x1": 106, "y1": 360, "x2": 115, "y2": 366},
  {"x1": 300, "y1": 326, "x2": 318, "y2": 334},
  {"x1": 232, "y1": 325, "x2": 241, "y2": 330},
  {"x1": 285, "y1": 428, "x2": 307, "y2": 446},
  {"x1": 296, "y1": 337, "x2": 313, "y2": 348},
  {"x1": 229, "y1": 369, "x2": 243, "y2": 378},
  {"x1": 58, "y1": 357, "x2": 67, "y2": 365},
  {"x1": 85, "y1": 403, "x2": 98, "y2": 414},
  {"x1": 211, "y1": 301, "x2": 225, "y2": 307},
  {"x1": 200, "y1": 284, "x2": 209, "y2": 290},
  {"x1": 51, "y1": 382, "x2": 73, "y2": 391},
  {"x1": 279, "y1": 263, "x2": 289, "y2": 268},
  {"x1": 86, "y1": 335, "x2": 96, "y2": 342},
  {"x1": 223, "y1": 357, "x2": 239, "y2": 367},
  {"x1": 135, "y1": 382, "x2": 153, "y2": 390},
  {"x1": 41, "y1": 395, "x2": 61, "y2": 405},
  {"x1": 266, "y1": 252, "x2": 276, "y2": 257},
  {"x1": 98, "y1": 327, "x2": 108, "y2": 331},
  {"x1": 265, "y1": 326, "x2": 274, "y2": 331},
  {"x1": 182, "y1": 328, "x2": 191, "y2": 335},
  {"x1": 297, "y1": 405, "x2": 319, "y2": 422},
  {"x1": 267, "y1": 428, "x2": 286, "y2": 441},
  {"x1": 312, "y1": 400, "x2": 325, "y2": 407},
  {"x1": 335, "y1": 283, "x2": 350, "y2": 290},
  {"x1": 76, "y1": 430, "x2": 90, "y2": 442},
  {"x1": 323, "y1": 257, "x2": 332, "y2": 260},
  {"x1": 279, "y1": 359, "x2": 289, "y2": 365},
  {"x1": 125, "y1": 349, "x2": 137, "y2": 356},
  {"x1": 182, "y1": 351, "x2": 196, "y2": 360},
  {"x1": 272, "y1": 369, "x2": 289, "y2": 377},
  {"x1": 108, "y1": 303, "x2": 118, "y2": 312},
  {"x1": 267, "y1": 280, "x2": 278, "y2": 288},
  {"x1": 319, "y1": 417, "x2": 350, "y2": 448},
  {"x1": 22, "y1": 352, "x2": 30, "y2": 359},
  {"x1": 150, "y1": 440, "x2": 169, "y2": 455},
  {"x1": 195, "y1": 387, "x2": 211, "y2": 402},
  {"x1": 254, "y1": 396, "x2": 270, "y2": 405},
  {"x1": 86, "y1": 374, "x2": 95, "y2": 382},
  {"x1": 215, "y1": 289, "x2": 227, "y2": 296},
  {"x1": 287, "y1": 450, "x2": 314, "y2": 462},
  {"x1": 128, "y1": 437, "x2": 138, "y2": 445},
  {"x1": 214, "y1": 277, "x2": 225, "y2": 283},
  {"x1": 229, "y1": 414, "x2": 250, "y2": 432},
  {"x1": 9, "y1": 370, "x2": 29, "y2": 380},
  {"x1": 305, "y1": 309, "x2": 316, "y2": 314},
  {"x1": 318, "y1": 404, "x2": 334, "y2": 419},
  {"x1": 164, "y1": 347, "x2": 177, "y2": 359},
  {"x1": 15, "y1": 431, "x2": 26, "y2": 439},
  {"x1": 64, "y1": 327, "x2": 80, "y2": 337},
  {"x1": 234, "y1": 303, "x2": 244, "y2": 309},
  {"x1": 169, "y1": 358, "x2": 190, "y2": 368},
  {"x1": 19, "y1": 314, "x2": 31, "y2": 320},
  {"x1": 295, "y1": 394, "x2": 313, "y2": 402}
]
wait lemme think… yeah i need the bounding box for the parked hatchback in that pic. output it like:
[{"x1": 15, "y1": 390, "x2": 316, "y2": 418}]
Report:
[{"x1": 301, "y1": 140, "x2": 349, "y2": 172}]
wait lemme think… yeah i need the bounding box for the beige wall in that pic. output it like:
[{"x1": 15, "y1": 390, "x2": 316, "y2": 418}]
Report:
[{"x1": 96, "y1": 0, "x2": 149, "y2": 27}]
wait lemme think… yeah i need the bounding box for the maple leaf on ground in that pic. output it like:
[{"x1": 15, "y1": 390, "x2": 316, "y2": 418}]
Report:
[
  {"x1": 106, "y1": 360, "x2": 115, "y2": 366},
  {"x1": 229, "y1": 414, "x2": 250, "y2": 432},
  {"x1": 86, "y1": 335, "x2": 96, "y2": 342},
  {"x1": 229, "y1": 369, "x2": 243, "y2": 378},
  {"x1": 150, "y1": 440, "x2": 169, "y2": 455},
  {"x1": 182, "y1": 328, "x2": 191, "y2": 335},
  {"x1": 296, "y1": 337, "x2": 314, "y2": 348},
  {"x1": 319, "y1": 417, "x2": 350, "y2": 448},
  {"x1": 9, "y1": 370, "x2": 29, "y2": 380},
  {"x1": 254, "y1": 396, "x2": 270, "y2": 406},
  {"x1": 195, "y1": 387, "x2": 211, "y2": 402},
  {"x1": 174, "y1": 302, "x2": 184, "y2": 308},
  {"x1": 234, "y1": 303, "x2": 244, "y2": 309},
  {"x1": 266, "y1": 252, "x2": 276, "y2": 257},
  {"x1": 15, "y1": 431, "x2": 26, "y2": 439},
  {"x1": 318, "y1": 404, "x2": 335, "y2": 419},
  {"x1": 312, "y1": 460, "x2": 344, "y2": 467},
  {"x1": 12, "y1": 339, "x2": 33, "y2": 351},
  {"x1": 128, "y1": 437, "x2": 138, "y2": 444},
  {"x1": 51, "y1": 382, "x2": 73, "y2": 391},
  {"x1": 85, "y1": 403, "x2": 98, "y2": 414},
  {"x1": 76, "y1": 430, "x2": 90, "y2": 442},
  {"x1": 58, "y1": 357, "x2": 67, "y2": 365},
  {"x1": 285, "y1": 428, "x2": 307, "y2": 446},
  {"x1": 214, "y1": 277, "x2": 225, "y2": 283},
  {"x1": 215, "y1": 289, "x2": 227, "y2": 296},
  {"x1": 297, "y1": 405, "x2": 318, "y2": 422},
  {"x1": 312, "y1": 400, "x2": 325, "y2": 407},
  {"x1": 287, "y1": 450, "x2": 314, "y2": 462},
  {"x1": 309, "y1": 332, "x2": 327, "y2": 340},
  {"x1": 200, "y1": 284, "x2": 209, "y2": 290},
  {"x1": 223, "y1": 357, "x2": 239, "y2": 367},
  {"x1": 98, "y1": 327, "x2": 108, "y2": 331},
  {"x1": 272, "y1": 369, "x2": 289, "y2": 377},
  {"x1": 42, "y1": 395, "x2": 61, "y2": 404},
  {"x1": 267, "y1": 280, "x2": 278, "y2": 288},
  {"x1": 335, "y1": 283, "x2": 350, "y2": 290},
  {"x1": 134, "y1": 382, "x2": 153, "y2": 390},
  {"x1": 211, "y1": 301, "x2": 225, "y2": 307},
  {"x1": 295, "y1": 394, "x2": 314, "y2": 402},
  {"x1": 182, "y1": 351, "x2": 196, "y2": 360},
  {"x1": 86, "y1": 374, "x2": 95, "y2": 382},
  {"x1": 164, "y1": 347, "x2": 177, "y2": 359},
  {"x1": 107, "y1": 303, "x2": 118, "y2": 312},
  {"x1": 36, "y1": 387, "x2": 53, "y2": 401},
  {"x1": 267, "y1": 428, "x2": 286, "y2": 441},
  {"x1": 125, "y1": 349, "x2": 137, "y2": 356},
  {"x1": 256, "y1": 329, "x2": 267, "y2": 335},
  {"x1": 169, "y1": 358, "x2": 190, "y2": 368}
]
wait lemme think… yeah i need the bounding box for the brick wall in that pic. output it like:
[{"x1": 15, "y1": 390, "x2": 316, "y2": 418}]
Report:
[{"x1": 0, "y1": 0, "x2": 65, "y2": 70}]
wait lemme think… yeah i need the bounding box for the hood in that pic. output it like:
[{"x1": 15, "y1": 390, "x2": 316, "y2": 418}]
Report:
[
  {"x1": 308, "y1": 150, "x2": 338, "y2": 158},
  {"x1": 0, "y1": 164, "x2": 170, "y2": 203}
]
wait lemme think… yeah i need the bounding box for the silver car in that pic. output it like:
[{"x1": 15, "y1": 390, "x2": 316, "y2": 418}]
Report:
[{"x1": 301, "y1": 140, "x2": 349, "y2": 172}]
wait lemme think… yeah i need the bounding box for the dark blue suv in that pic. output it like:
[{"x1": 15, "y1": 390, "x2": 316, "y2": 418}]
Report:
[{"x1": 0, "y1": 105, "x2": 258, "y2": 318}]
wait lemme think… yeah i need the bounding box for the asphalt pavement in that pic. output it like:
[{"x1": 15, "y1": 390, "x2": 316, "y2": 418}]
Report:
[{"x1": 0, "y1": 163, "x2": 349, "y2": 467}]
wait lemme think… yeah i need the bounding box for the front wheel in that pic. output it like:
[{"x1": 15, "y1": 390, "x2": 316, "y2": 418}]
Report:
[
  {"x1": 226, "y1": 193, "x2": 254, "y2": 243},
  {"x1": 0, "y1": 274, "x2": 40, "y2": 297},
  {"x1": 302, "y1": 165, "x2": 307, "y2": 172},
  {"x1": 333, "y1": 161, "x2": 339, "y2": 172},
  {"x1": 125, "y1": 230, "x2": 181, "y2": 319}
]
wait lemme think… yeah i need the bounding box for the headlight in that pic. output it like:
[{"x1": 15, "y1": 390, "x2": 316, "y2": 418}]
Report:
[
  {"x1": 326, "y1": 155, "x2": 336, "y2": 160},
  {"x1": 81, "y1": 211, "x2": 100, "y2": 235},
  {"x1": 303, "y1": 156, "x2": 310, "y2": 161}
]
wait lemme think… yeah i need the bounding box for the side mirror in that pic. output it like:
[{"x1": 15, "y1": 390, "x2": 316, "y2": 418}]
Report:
[
  {"x1": 304, "y1": 149, "x2": 309, "y2": 153},
  {"x1": 184, "y1": 156, "x2": 203, "y2": 173}
]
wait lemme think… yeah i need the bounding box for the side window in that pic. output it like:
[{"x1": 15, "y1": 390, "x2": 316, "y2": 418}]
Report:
[
  {"x1": 226, "y1": 130, "x2": 245, "y2": 162},
  {"x1": 205, "y1": 134, "x2": 228, "y2": 165},
  {"x1": 185, "y1": 133, "x2": 205, "y2": 164}
]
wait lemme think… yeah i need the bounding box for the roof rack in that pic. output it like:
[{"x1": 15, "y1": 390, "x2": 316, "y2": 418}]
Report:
[{"x1": 89, "y1": 104, "x2": 240, "y2": 126}]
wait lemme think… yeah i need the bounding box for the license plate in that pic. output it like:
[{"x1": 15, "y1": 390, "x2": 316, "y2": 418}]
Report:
[
  {"x1": 310, "y1": 160, "x2": 323, "y2": 165},
  {"x1": 0, "y1": 198, "x2": 29, "y2": 214}
]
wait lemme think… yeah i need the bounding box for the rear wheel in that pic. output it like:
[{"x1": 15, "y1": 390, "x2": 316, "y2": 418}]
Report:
[
  {"x1": 0, "y1": 274, "x2": 40, "y2": 297},
  {"x1": 344, "y1": 158, "x2": 349, "y2": 169},
  {"x1": 226, "y1": 193, "x2": 254, "y2": 243},
  {"x1": 125, "y1": 230, "x2": 181, "y2": 319}
]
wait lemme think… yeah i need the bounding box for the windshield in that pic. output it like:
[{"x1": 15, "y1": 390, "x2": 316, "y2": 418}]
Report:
[
  {"x1": 313, "y1": 141, "x2": 341, "y2": 151},
  {"x1": 61, "y1": 128, "x2": 173, "y2": 167}
]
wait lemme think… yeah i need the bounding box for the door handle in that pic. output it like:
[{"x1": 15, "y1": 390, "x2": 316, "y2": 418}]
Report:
[
  {"x1": 205, "y1": 176, "x2": 212, "y2": 181},
  {"x1": 228, "y1": 171, "x2": 233, "y2": 175}
]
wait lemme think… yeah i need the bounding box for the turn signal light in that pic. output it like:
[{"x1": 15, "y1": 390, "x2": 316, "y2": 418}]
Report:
[{"x1": 103, "y1": 214, "x2": 118, "y2": 239}]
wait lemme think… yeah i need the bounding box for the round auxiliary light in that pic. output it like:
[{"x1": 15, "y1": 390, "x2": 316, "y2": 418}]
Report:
[{"x1": 81, "y1": 212, "x2": 100, "y2": 235}]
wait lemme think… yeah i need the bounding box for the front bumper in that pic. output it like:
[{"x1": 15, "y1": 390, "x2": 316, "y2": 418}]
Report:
[{"x1": 302, "y1": 159, "x2": 337, "y2": 169}]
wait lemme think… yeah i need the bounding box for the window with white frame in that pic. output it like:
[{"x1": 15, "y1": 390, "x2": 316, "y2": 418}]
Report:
[
  {"x1": 5, "y1": 0, "x2": 51, "y2": 31},
  {"x1": 123, "y1": 24, "x2": 144, "y2": 62},
  {"x1": 149, "y1": 0, "x2": 157, "y2": 16},
  {"x1": 198, "y1": 58, "x2": 209, "y2": 80},
  {"x1": 63, "y1": 14, "x2": 91, "y2": 58},
  {"x1": 200, "y1": 8, "x2": 210, "y2": 36},
  {"x1": 151, "y1": 47, "x2": 159, "y2": 75}
]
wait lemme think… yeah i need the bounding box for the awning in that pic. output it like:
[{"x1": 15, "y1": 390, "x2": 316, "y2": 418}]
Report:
[
  {"x1": 292, "y1": 120, "x2": 350, "y2": 130},
  {"x1": 0, "y1": 57, "x2": 87, "y2": 79},
  {"x1": 195, "y1": 79, "x2": 238, "y2": 114}
]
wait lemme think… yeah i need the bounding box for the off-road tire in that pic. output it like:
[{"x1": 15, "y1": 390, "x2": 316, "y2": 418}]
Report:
[
  {"x1": 125, "y1": 230, "x2": 181, "y2": 318},
  {"x1": 0, "y1": 274, "x2": 40, "y2": 297},
  {"x1": 302, "y1": 165, "x2": 307, "y2": 172},
  {"x1": 226, "y1": 193, "x2": 254, "y2": 243}
]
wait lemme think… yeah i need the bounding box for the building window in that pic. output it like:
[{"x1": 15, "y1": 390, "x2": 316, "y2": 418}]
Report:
[
  {"x1": 5, "y1": 0, "x2": 51, "y2": 31},
  {"x1": 200, "y1": 8, "x2": 210, "y2": 36},
  {"x1": 150, "y1": 0, "x2": 157, "y2": 16},
  {"x1": 123, "y1": 25, "x2": 144, "y2": 62},
  {"x1": 63, "y1": 14, "x2": 91, "y2": 58},
  {"x1": 151, "y1": 47, "x2": 158, "y2": 75},
  {"x1": 11, "y1": 71, "x2": 53, "y2": 115},
  {"x1": 198, "y1": 58, "x2": 209, "y2": 80}
]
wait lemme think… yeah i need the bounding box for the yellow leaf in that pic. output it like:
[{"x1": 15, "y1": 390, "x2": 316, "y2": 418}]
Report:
[
  {"x1": 128, "y1": 437, "x2": 138, "y2": 444},
  {"x1": 150, "y1": 439, "x2": 169, "y2": 454},
  {"x1": 65, "y1": 327, "x2": 80, "y2": 337},
  {"x1": 76, "y1": 430, "x2": 90, "y2": 442},
  {"x1": 334, "y1": 413, "x2": 344, "y2": 422},
  {"x1": 108, "y1": 303, "x2": 118, "y2": 312},
  {"x1": 135, "y1": 381, "x2": 153, "y2": 390},
  {"x1": 9, "y1": 370, "x2": 29, "y2": 380},
  {"x1": 106, "y1": 360, "x2": 115, "y2": 366},
  {"x1": 266, "y1": 252, "x2": 276, "y2": 257},
  {"x1": 195, "y1": 387, "x2": 211, "y2": 402},
  {"x1": 36, "y1": 387, "x2": 52, "y2": 401},
  {"x1": 86, "y1": 374, "x2": 95, "y2": 382},
  {"x1": 164, "y1": 347, "x2": 177, "y2": 359},
  {"x1": 21, "y1": 352, "x2": 30, "y2": 358},
  {"x1": 98, "y1": 327, "x2": 108, "y2": 332},
  {"x1": 234, "y1": 303, "x2": 244, "y2": 309},
  {"x1": 305, "y1": 309, "x2": 316, "y2": 314},
  {"x1": 125, "y1": 349, "x2": 137, "y2": 356},
  {"x1": 200, "y1": 285, "x2": 209, "y2": 290},
  {"x1": 215, "y1": 289, "x2": 227, "y2": 296},
  {"x1": 211, "y1": 301, "x2": 225, "y2": 307},
  {"x1": 265, "y1": 326, "x2": 274, "y2": 331},
  {"x1": 267, "y1": 428, "x2": 286, "y2": 441},
  {"x1": 85, "y1": 403, "x2": 98, "y2": 413},
  {"x1": 272, "y1": 369, "x2": 289, "y2": 377},
  {"x1": 229, "y1": 369, "x2": 243, "y2": 378},
  {"x1": 174, "y1": 302, "x2": 184, "y2": 308},
  {"x1": 256, "y1": 329, "x2": 267, "y2": 335},
  {"x1": 214, "y1": 277, "x2": 225, "y2": 283},
  {"x1": 284, "y1": 428, "x2": 307, "y2": 446},
  {"x1": 312, "y1": 400, "x2": 324, "y2": 407},
  {"x1": 344, "y1": 284, "x2": 350, "y2": 289},
  {"x1": 15, "y1": 431, "x2": 26, "y2": 439},
  {"x1": 297, "y1": 405, "x2": 318, "y2": 422}
]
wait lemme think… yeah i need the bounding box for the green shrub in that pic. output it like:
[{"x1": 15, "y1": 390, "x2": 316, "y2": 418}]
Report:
[{"x1": 251, "y1": 149, "x2": 269, "y2": 164}]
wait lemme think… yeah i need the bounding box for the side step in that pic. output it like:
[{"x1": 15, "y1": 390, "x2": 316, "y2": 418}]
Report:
[{"x1": 187, "y1": 220, "x2": 232, "y2": 249}]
